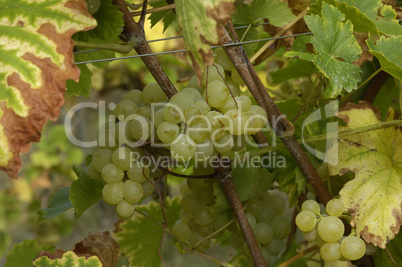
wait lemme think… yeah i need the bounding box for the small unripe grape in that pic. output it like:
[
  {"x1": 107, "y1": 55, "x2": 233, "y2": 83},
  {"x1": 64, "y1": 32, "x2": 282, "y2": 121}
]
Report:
[
  {"x1": 103, "y1": 182, "x2": 124, "y2": 205},
  {"x1": 116, "y1": 200, "x2": 135, "y2": 219}
]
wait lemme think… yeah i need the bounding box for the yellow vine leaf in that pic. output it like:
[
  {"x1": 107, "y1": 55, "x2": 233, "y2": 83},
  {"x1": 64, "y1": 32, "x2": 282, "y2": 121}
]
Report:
[
  {"x1": 327, "y1": 101, "x2": 402, "y2": 248},
  {"x1": 0, "y1": 0, "x2": 96, "y2": 177}
]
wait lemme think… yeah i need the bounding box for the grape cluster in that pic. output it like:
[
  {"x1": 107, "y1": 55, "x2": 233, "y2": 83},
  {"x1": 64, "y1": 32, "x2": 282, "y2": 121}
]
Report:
[
  {"x1": 227, "y1": 192, "x2": 291, "y2": 263},
  {"x1": 296, "y1": 199, "x2": 367, "y2": 262},
  {"x1": 172, "y1": 179, "x2": 224, "y2": 251}
]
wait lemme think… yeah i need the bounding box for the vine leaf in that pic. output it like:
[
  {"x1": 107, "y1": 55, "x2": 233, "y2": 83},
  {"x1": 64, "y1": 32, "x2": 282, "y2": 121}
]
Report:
[
  {"x1": 34, "y1": 251, "x2": 102, "y2": 267},
  {"x1": 232, "y1": 0, "x2": 295, "y2": 27},
  {"x1": 0, "y1": 0, "x2": 96, "y2": 178},
  {"x1": 5, "y1": 239, "x2": 55, "y2": 267},
  {"x1": 149, "y1": 0, "x2": 176, "y2": 32},
  {"x1": 327, "y1": 102, "x2": 402, "y2": 248},
  {"x1": 285, "y1": 3, "x2": 362, "y2": 98},
  {"x1": 175, "y1": 0, "x2": 235, "y2": 79},
  {"x1": 70, "y1": 167, "x2": 103, "y2": 219},
  {"x1": 211, "y1": 166, "x2": 274, "y2": 213},
  {"x1": 114, "y1": 197, "x2": 181, "y2": 267},
  {"x1": 37, "y1": 187, "x2": 73, "y2": 221},
  {"x1": 367, "y1": 35, "x2": 402, "y2": 80}
]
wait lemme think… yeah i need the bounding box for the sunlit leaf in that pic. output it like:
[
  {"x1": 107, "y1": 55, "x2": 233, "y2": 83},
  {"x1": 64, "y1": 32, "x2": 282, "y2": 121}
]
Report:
[
  {"x1": 34, "y1": 251, "x2": 101, "y2": 267},
  {"x1": 0, "y1": 0, "x2": 96, "y2": 177},
  {"x1": 5, "y1": 239, "x2": 54, "y2": 267},
  {"x1": 286, "y1": 3, "x2": 362, "y2": 98},
  {"x1": 327, "y1": 102, "x2": 402, "y2": 248}
]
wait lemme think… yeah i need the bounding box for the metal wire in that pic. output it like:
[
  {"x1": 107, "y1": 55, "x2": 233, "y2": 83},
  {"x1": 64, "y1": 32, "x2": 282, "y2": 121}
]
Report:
[
  {"x1": 73, "y1": 22, "x2": 271, "y2": 55},
  {"x1": 75, "y1": 32, "x2": 312, "y2": 65}
]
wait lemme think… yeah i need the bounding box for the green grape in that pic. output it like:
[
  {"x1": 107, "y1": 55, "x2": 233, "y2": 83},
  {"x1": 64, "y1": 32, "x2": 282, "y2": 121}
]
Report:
[
  {"x1": 195, "y1": 100, "x2": 210, "y2": 115},
  {"x1": 163, "y1": 103, "x2": 183, "y2": 124},
  {"x1": 213, "y1": 132, "x2": 234, "y2": 153},
  {"x1": 137, "y1": 106, "x2": 151, "y2": 119},
  {"x1": 320, "y1": 242, "x2": 342, "y2": 262},
  {"x1": 182, "y1": 87, "x2": 202, "y2": 99},
  {"x1": 142, "y1": 82, "x2": 167, "y2": 103},
  {"x1": 179, "y1": 208, "x2": 192, "y2": 222},
  {"x1": 187, "y1": 179, "x2": 207, "y2": 191},
  {"x1": 88, "y1": 163, "x2": 102, "y2": 180},
  {"x1": 202, "y1": 64, "x2": 225, "y2": 85},
  {"x1": 130, "y1": 116, "x2": 152, "y2": 141},
  {"x1": 268, "y1": 195, "x2": 286, "y2": 215},
  {"x1": 179, "y1": 182, "x2": 190, "y2": 195},
  {"x1": 204, "y1": 80, "x2": 229, "y2": 108},
  {"x1": 171, "y1": 92, "x2": 194, "y2": 110},
  {"x1": 157, "y1": 121, "x2": 180, "y2": 144},
  {"x1": 184, "y1": 105, "x2": 203, "y2": 126},
  {"x1": 224, "y1": 109, "x2": 248, "y2": 135},
  {"x1": 253, "y1": 222, "x2": 274, "y2": 244},
  {"x1": 258, "y1": 191, "x2": 271, "y2": 204},
  {"x1": 264, "y1": 238, "x2": 283, "y2": 255},
  {"x1": 194, "y1": 185, "x2": 215, "y2": 205},
  {"x1": 317, "y1": 216, "x2": 344, "y2": 242},
  {"x1": 124, "y1": 180, "x2": 143, "y2": 204},
  {"x1": 326, "y1": 199, "x2": 344, "y2": 217},
  {"x1": 152, "y1": 109, "x2": 165, "y2": 127},
  {"x1": 113, "y1": 100, "x2": 137, "y2": 121},
  {"x1": 187, "y1": 218, "x2": 200, "y2": 232},
  {"x1": 188, "y1": 75, "x2": 204, "y2": 94},
  {"x1": 227, "y1": 79, "x2": 240, "y2": 96},
  {"x1": 194, "y1": 138, "x2": 214, "y2": 161},
  {"x1": 98, "y1": 130, "x2": 118, "y2": 149},
  {"x1": 193, "y1": 205, "x2": 214, "y2": 226},
  {"x1": 84, "y1": 0, "x2": 101, "y2": 14},
  {"x1": 246, "y1": 198, "x2": 263, "y2": 216},
  {"x1": 181, "y1": 192, "x2": 202, "y2": 213},
  {"x1": 170, "y1": 134, "x2": 197, "y2": 161},
  {"x1": 188, "y1": 122, "x2": 208, "y2": 144},
  {"x1": 112, "y1": 147, "x2": 133, "y2": 171},
  {"x1": 190, "y1": 232, "x2": 211, "y2": 251},
  {"x1": 230, "y1": 232, "x2": 245, "y2": 251},
  {"x1": 271, "y1": 215, "x2": 291, "y2": 239},
  {"x1": 127, "y1": 162, "x2": 149, "y2": 183},
  {"x1": 257, "y1": 206, "x2": 275, "y2": 224},
  {"x1": 141, "y1": 179, "x2": 155, "y2": 197},
  {"x1": 101, "y1": 163, "x2": 124, "y2": 183},
  {"x1": 197, "y1": 224, "x2": 214, "y2": 237},
  {"x1": 115, "y1": 121, "x2": 135, "y2": 145},
  {"x1": 295, "y1": 210, "x2": 317, "y2": 232},
  {"x1": 116, "y1": 200, "x2": 135, "y2": 219},
  {"x1": 302, "y1": 229, "x2": 318, "y2": 242},
  {"x1": 92, "y1": 149, "x2": 113, "y2": 172},
  {"x1": 236, "y1": 95, "x2": 252, "y2": 111},
  {"x1": 302, "y1": 199, "x2": 320, "y2": 214},
  {"x1": 340, "y1": 236, "x2": 366, "y2": 261},
  {"x1": 231, "y1": 66, "x2": 244, "y2": 85},
  {"x1": 173, "y1": 219, "x2": 192, "y2": 241},
  {"x1": 315, "y1": 234, "x2": 326, "y2": 247},
  {"x1": 214, "y1": 47, "x2": 232, "y2": 70},
  {"x1": 245, "y1": 105, "x2": 268, "y2": 134},
  {"x1": 212, "y1": 212, "x2": 232, "y2": 230},
  {"x1": 102, "y1": 182, "x2": 124, "y2": 205},
  {"x1": 123, "y1": 89, "x2": 143, "y2": 105}
]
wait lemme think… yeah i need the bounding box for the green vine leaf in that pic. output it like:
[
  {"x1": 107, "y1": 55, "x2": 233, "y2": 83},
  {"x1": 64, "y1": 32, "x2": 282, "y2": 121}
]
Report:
[
  {"x1": 270, "y1": 59, "x2": 317, "y2": 84},
  {"x1": 327, "y1": 102, "x2": 402, "y2": 248},
  {"x1": 34, "y1": 251, "x2": 102, "y2": 267},
  {"x1": 5, "y1": 239, "x2": 54, "y2": 267},
  {"x1": 367, "y1": 35, "x2": 402, "y2": 80},
  {"x1": 37, "y1": 187, "x2": 73, "y2": 222},
  {"x1": 149, "y1": 1, "x2": 176, "y2": 32},
  {"x1": 232, "y1": 0, "x2": 295, "y2": 27},
  {"x1": 0, "y1": 0, "x2": 96, "y2": 177},
  {"x1": 374, "y1": 4, "x2": 402, "y2": 36},
  {"x1": 175, "y1": 0, "x2": 235, "y2": 78},
  {"x1": 114, "y1": 197, "x2": 181, "y2": 267},
  {"x1": 285, "y1": 3, "x2": 362, "y2": 98},
  {"x1": 70, "y1": 167, "x2": 104, "y2": 219}
]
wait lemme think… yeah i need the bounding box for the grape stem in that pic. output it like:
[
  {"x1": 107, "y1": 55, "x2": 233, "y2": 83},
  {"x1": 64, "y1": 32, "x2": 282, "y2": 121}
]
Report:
[
  {"x1": 222, "y1": 21, "x2": 333, "y2": 205},
  {"x1": 73, "y1": 40, "x2": 134, "y2": 53},
  {"x1": 278, "y1": 245, "x2": 319, "y2": 267}
]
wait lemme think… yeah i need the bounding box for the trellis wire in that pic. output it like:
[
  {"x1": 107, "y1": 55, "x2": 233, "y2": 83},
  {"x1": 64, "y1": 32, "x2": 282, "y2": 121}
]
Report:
[
  {"x1": 75, "y1": 32, "x2": 312, "y2": 65},
  {"x1": 73, "y1": 22, "x2": 272, "y2": 55}
]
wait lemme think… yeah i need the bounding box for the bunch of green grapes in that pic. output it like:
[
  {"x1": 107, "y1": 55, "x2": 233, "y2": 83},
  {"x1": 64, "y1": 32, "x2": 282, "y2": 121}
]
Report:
[
  {"x1": 171, "y1": 179, "x2": 228, "y2": 251},
  {"x1": 227, "y1": 192, "x2": 291, "y2": 264},
  {"x1": 296, "y1": 199, "x2": 367, "y2": 262}
]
